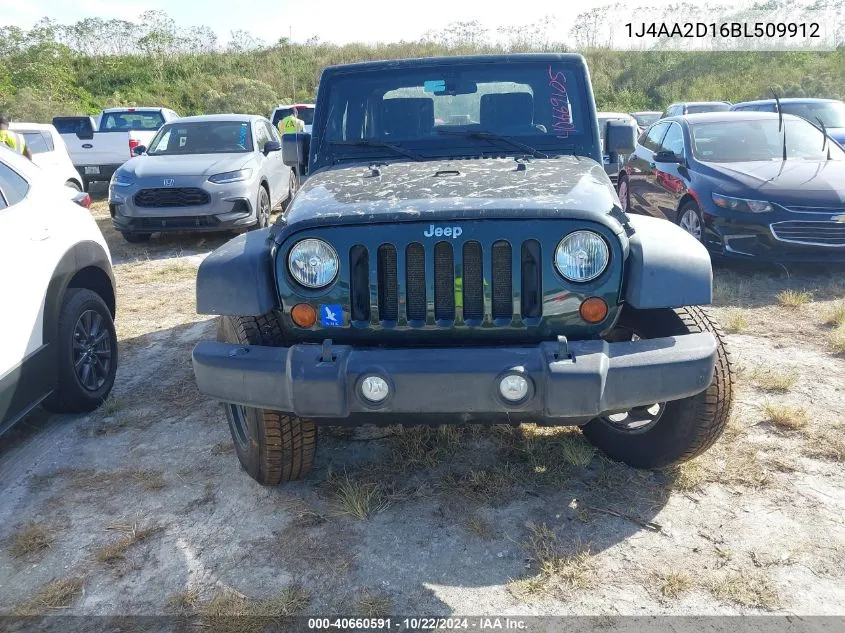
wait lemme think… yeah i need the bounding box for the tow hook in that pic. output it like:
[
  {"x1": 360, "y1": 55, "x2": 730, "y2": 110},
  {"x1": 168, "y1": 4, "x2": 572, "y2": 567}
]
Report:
[{"x1": 554, "y1": 335, "x2": 574, "y2": 361}]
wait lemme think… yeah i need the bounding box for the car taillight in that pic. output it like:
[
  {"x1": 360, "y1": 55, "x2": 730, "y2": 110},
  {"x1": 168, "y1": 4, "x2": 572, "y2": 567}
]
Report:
[
  {"x1": 128, "y1": 138, "x2": 140, "y2": 157},
  {"x1": 72, "y1": 192, "x2": 91, "y2": 208}
]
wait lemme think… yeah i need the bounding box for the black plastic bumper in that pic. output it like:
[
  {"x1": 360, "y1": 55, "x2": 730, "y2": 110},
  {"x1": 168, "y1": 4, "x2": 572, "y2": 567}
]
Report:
[{"x1": 192, "y1": 334, "x2": 717, "y2": 423}]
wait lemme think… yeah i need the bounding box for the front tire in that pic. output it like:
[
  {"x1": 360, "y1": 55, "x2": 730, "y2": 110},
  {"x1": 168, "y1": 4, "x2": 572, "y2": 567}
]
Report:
[
  {"x1": 217, "y1": 314, "x2": 316, "y2": 485},
  {"x1": 253, "y1": 186, "x2": 270, "y2": 229},
  {"x1": 581, "y1": 306, "x2": 734, "y2": 469},
  {"x1": 677, "y1": 201, "x2": 704, "y2": 242},
  {"x1": 43, "y1": 289, "x2": 118, "y2": 414}
]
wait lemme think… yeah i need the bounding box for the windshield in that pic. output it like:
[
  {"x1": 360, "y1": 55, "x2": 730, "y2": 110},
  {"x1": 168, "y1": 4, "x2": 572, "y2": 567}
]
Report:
[
  {"x1": 147, "y1": 121, "x2": 254, "y2": 155},
  {"x1": 780, "y1": 101, "x2": 845, "y2": 129},
  {"x1": 314, "y1": 60, "x2": 592, "y2": 168},
  {"x1": 632, "y1": 112, "x2": 660, "y2": 127},
  {"x1": 100, "y1": 111, "x2": 165, "y2": 132},
  {"x1": 691, "y1": 118, "x2": 845, "y2": 162},
  {"x1": 273, "y1": 107, "x2": 315, "y2": 128}
]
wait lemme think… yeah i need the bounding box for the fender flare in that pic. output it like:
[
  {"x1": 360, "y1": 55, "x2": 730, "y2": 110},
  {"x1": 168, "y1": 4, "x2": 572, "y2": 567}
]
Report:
[{"x1": 623, "y1": 214, "x2": 713, "y2": 309}]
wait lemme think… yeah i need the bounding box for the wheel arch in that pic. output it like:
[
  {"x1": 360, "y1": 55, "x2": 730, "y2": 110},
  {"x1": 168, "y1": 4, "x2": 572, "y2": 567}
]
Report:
[
  {"x1": 676, "y1": 193, "x2": 699, "y2": 215},
  {"x1": 65, "y1": 177, "x2": 83, "y2": 190}
]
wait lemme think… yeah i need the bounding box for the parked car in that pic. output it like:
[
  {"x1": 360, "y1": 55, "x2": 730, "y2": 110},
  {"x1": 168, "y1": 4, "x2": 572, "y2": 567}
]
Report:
[
  {"x1": 109, "y1": 114, "x2": 290, "y2": 243},
  {"x1": 660, "y1": 102, "x2": 731, "y2": 118},
  {"x1": 730, "y1": 98, "x2": 845, "y2": 146},
  {"x1": 9, "y1": 122, "x2": 84, "y2": 190},
  {"x1": 0, "y1": 146, "x2": 117, "y2": 434},
  {"x1": 191, "y1": 53, "x2": 733, "y2": 485},
  {"x1": 630, "y1": 111, "x2": 661, "y2": 133},
  {"x1": 597, "y1": 112, "x2": 638, "y2": 184},
  {"x1": 620, "y1": 111, "x2": 845, "y2": 261},
  {"x1": 270, "y1": 104, "x2": 315, "y2": 134},
  {"x1": 53, "y1": 107, "x2": 179, "y2": 191}
]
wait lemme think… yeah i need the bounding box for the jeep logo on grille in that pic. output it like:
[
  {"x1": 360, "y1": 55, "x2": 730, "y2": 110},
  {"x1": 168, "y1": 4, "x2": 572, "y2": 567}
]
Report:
[
  {"x1": 162, "y1": 179, "x2": 175, "y2": 187},
  {"x1": 423, "y1": 224, "x2": 462, "y2": 239}
]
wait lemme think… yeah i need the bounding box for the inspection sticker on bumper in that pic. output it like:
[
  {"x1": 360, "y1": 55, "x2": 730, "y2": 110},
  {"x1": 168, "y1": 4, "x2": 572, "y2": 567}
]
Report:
[{"x1": 320, "y1": 304, "x2": 343, "y2": 327}]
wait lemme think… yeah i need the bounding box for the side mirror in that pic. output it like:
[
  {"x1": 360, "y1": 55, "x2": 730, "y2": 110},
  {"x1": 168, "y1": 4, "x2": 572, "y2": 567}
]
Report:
[
  {"x1": 132, "y1": 145, "x2": 146, "y2": 156},
  {"x1": 605, "y1": 121, "x2": 636, "y2": 155},
  {"x1": 263, "y1": 140, "x2": 281, "y2": 155},
  {"x1": 282, "y1": 133, "x2": 310, "y2": 168},
  {"x1": 654, "y1": 150, "x2": 683, "y2": 164}
]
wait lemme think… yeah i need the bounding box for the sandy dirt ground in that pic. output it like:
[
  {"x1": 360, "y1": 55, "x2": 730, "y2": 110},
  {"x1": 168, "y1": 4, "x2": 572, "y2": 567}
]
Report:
[{"x1": 1, "y1": 195, "x2": 844, "y2": 623}]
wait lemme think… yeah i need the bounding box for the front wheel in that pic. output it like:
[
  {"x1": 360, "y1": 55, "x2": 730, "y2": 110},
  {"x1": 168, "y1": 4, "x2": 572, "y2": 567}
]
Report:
[
  {"x1": 218, "y1": 314, "x2": 316, "y2": 485},
  {"x1": 253, "y1": 186, "x2": 270, "y2": 229},
  {"x1": 581, "y1": 306, "x2": 734, "y2": 469},
  {"x1": 677, "y1": 201, "x2": 704, "y2": 242}
]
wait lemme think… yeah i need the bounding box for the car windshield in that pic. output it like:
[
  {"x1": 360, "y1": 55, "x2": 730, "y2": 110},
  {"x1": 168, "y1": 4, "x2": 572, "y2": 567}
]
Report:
[
  {"x1": 147, "y1": 121, "x2": 254, "y2": 155},
  {"x1": 687, "y1": 103, "x2": 731, "y2": 114},
  {"x1": 780, "y1": 101, "x2": 845, "y2": 129},
  {"x1": 632, "y1": 112, "x2": 660, "y2": 127},
  {"x1": 315, "y1": 60, "x2": 592, "y2": 167},
  {"x1": 690, "y1": 118, "x2": 845, "y2": 162},
  {"x1": 100, "y1": 111, "x2": 165, "y2": 132},
  {"x1": 273, "y1": 108, "x2": 315, "y2": 128}
]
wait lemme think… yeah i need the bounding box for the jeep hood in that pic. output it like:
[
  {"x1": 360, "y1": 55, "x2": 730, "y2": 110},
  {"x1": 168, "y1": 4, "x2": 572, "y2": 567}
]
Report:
[{"x1": 281, "y1": 157, "x2": 619, "y2": 228}]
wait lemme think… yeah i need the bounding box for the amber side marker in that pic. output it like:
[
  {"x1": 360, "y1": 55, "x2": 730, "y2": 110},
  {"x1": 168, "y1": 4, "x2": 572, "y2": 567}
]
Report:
[
  {"x1": 579, "y1": 297, "x2": 609, "y2": 323},
  {"x1": 291, "y1": 304, "x2": 317, "y2": 328}
]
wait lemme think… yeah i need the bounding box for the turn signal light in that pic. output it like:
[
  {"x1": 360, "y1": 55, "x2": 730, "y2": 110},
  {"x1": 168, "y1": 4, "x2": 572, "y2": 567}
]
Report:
[
  {"x1": 291, "y1": 304, "x2": 317, "y2": 328},
  {"x1": 579, "y1": 297, "x2": 609, "y2": 323}
]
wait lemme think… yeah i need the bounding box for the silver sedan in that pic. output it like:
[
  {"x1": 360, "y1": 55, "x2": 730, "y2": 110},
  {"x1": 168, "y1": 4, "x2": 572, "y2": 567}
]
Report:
[{"x1": 109, "y1": 114, "x2": 290, "y2": 243}]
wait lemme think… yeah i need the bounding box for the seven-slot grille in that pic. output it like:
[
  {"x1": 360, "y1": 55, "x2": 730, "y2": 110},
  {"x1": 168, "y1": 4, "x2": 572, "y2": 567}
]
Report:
[
  {"x1": 134, "y1": 187, "x2": 210, "y2": 208},
  {"x1": 771, "y1": 221, "x2": 845, "y2": 247},
  {"x1": 348, "y1": 239, "x2": 543, "y2": 325}
]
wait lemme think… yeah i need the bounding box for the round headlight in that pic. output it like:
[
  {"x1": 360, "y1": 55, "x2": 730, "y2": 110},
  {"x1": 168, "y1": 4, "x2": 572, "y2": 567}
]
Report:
[
  {"x1": 288, "y1": 239, "x2": 339, "y2": 289},
  {"x1": 554, "y1": 231, "x2": 609, "y2": 282}
]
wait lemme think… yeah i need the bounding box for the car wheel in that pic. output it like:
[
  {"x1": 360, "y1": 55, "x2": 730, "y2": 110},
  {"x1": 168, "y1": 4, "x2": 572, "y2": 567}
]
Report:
[
  {"x1": 217, "y1": 314, "x2": 317, "y2": 485},
  {"x1": 254, "y1": 186, "x2": 271, "y2": 229},
  {"x1": 617, "y1": 176, "x2": 630, "y2": 213},
  {"x1": 65, "y1": 180, "x2": 82, "y2": 192},
  {"x1": 581, "y1": 306, "x2": 734, "y2": 469},
  {"x1": 43, "y1": 288, "x2": 118, "y2": 414},
  {"x1": 678, "y1": 201, "x2": 704, "y2": 241},
  {"x1": 121, "y1": 232, "x2": 152, "y2": 243}
]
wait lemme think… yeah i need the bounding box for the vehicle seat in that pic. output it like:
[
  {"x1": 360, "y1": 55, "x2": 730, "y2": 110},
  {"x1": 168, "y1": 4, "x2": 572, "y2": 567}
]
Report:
[
  {"x1": 380, "y1": 98, "x2": 434, "y2": 139},
  {"x1": 480, "y1": 92, "x2": 534, "y2": 133}
]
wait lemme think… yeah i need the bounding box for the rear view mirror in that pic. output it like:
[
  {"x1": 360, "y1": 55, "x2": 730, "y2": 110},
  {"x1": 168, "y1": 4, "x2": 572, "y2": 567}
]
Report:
[
  {"x1": 282, "y1": 133, "x2": 310, "y2": 168},
  {"x1": 605, "y1": 121, "x2": 636, "y2": 155}
]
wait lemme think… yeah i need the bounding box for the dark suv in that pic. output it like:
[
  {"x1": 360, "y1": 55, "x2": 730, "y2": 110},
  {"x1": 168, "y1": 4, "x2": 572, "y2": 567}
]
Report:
[{"x1": 191, "y1": 54, "x2": 733, "y2": 485}]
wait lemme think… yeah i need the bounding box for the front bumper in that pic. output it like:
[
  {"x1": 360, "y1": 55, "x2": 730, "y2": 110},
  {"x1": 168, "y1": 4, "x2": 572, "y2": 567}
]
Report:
[{"x1": 192, "y1": 334, "x2": 717, "y2": 423}]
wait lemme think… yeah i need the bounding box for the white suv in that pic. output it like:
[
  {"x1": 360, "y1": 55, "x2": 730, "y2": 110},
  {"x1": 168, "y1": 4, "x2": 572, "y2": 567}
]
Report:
[
  {"x1": 0, "y1": 146, "x2": 117, "y2": 434},
  {"x1": 10, "y1": 122, "x2": 84, "y2": 191}
]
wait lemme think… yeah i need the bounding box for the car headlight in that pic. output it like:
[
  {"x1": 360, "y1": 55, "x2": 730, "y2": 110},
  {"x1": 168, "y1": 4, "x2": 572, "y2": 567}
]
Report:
[
  {"x1": 554, "y1": 230, "x2": 610, "y2": 283},
  {"x1": 288, "y1": 239, "x2": 339, "y2": 289},
  {"x1": 208, "y1": 168, "x2": 253, "y2": 184},
  {"x1": 711, "y1": 193, "x2": 772, "y2": 213},
  {"x1": 111, "y1": 171, "x2": 135, "y2": 187}
]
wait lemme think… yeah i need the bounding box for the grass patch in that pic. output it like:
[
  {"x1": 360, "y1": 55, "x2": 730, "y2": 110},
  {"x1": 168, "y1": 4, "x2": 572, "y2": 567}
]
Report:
[
  {"x1": 198, "y1": 585, "x2": 309, "y2": 633},
  {"x1": 763, "y1": 403, "x2": 809, "y2": 431},
  {"x1": 388, "y1": 425, "x2": 464, "y2": 470},
  {"x1": 465, "y1": 515, "x2": 493, "y2": 540},
  {"x1": 776, "y1": 289, "x2": 812, "y2": 308},
  {"x1": 668, "y1": 459, "x2": 707, "y2": 493},
  {"x1": 119, "y1": 258, "x2": 199, "y2": 285},
  {"x1": 94, "y1": 521, "x2": 162, "y2": 564},
  {"x1": 828, "y1": 327, "x2": 845, "y2": 355},
  {"x1": 709, "y1": 570, "x2": 779, "y2": 610},
  {"x1": 355, "y1": 591, "x2": 392, "y2": 617},
  {"x1": 822, "y1": 303, "x2": 845, "y2": 328},
  {"x1": 439, "y1": 466, "x2": 521, "y2": 505},
  {"x1": 804, "y1": 435, "x2": 845, "y2": 462},
  {"x1": 721, "y1": 309, "x2": 749, "y2": 334},
  {"x1": 58, "y1": 467, "x2": 167, "y2": 493},
  {"x1": 13, "y1": 576, "x2": 85, "y2": 615},
  {"x1": 168, "y1": 588, "x2": 200, "y2": 615},
  {"x1": 657, "y1": 570, "x2": 692, "y2": 599},
  {"x1": 9, "y1": 521, "x2": 54, "y2": 559},
  {"x1": 748, "y1": 368, "x2": 797, "y2": 393},
  {"x1": 326, "y1": 472, "x2": 389, "y2": 520},
  {"x1": 509, "y1": 523, "x2": 596, "y2": 600}
]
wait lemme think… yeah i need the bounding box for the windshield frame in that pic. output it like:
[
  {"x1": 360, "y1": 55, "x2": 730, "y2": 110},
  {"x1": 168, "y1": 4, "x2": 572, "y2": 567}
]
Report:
[{"x1": 146, "y1": 120, "x2": 255, "y2": 156}]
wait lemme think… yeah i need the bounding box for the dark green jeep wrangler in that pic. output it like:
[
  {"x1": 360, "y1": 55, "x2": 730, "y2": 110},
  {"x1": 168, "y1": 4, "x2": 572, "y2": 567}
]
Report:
[{"x1": 192, "y1": 54, "x2": 733, "y2": 485}]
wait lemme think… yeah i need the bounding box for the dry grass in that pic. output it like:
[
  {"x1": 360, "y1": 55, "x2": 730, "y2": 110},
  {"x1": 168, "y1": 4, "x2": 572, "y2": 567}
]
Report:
[
  {"x1": 828, "y1": 326, "x2": 845, "y2": 355},
  {"x1": 9, "y1": 521, "x2": 54, "y2": 558},
  {"x1": 763, "y1": 403, "x2": 809, "y2": 431},
  {"x1": 509, "y1": 523, "x2": 596, "y2": 600},
  {"x1": 388, "y1": 425, "x2": 464, "y2": 470},
  {"x1": 656, "y1": 570, "x2": 693, "y2": 599},
  {"x1": 198, "y1": 585, "x2": 309, "y2": 633},
  {"x1": 465, "y1": 515, "x2": 493, "y2": 540},
  {"x1": 776, "y1": 289, "x2": 812, "y2": 308},
  {"x1": 721, "y1": 308, "x2": 749, "y2": 334},
  {"x1": 748, "y1": 368, "x2": 797, "y2": 393},
  {"x1": 56, "y1": 467, "x2": 167, "y2": 493},
  {"x1": 355, "y1": 591, "x2": 393, "y2": 617},
  {"x1": 13, "y1": 576, "x2": 85, "y2": 615},
  {"x1": 709, "y1": 570, "x2": 779, "y2": 610},
  {"x1": 822, "y1": 302, "x2": 845, "y2": 328},
  {"x1": 168, "y1": 588, "x2": 200, "y2": 615},
  {"x1": 668, "y1": 459, "x2": 708, "y2": 493},
  {"x1": 118, "y1": 258, "x2": 199, "y2": 285},
  {"x1": 439, "y1": 466, "x2": 521, "y2": 504},
  {"x1": 94, "y1": 521, "x2": 162, "y2": 564},
  {"x1": 804, "y1": 435, "x2": 845, "y2": 462},
  {"x1": 326, "y1": 472, "x2": 389, "y2": 520}
]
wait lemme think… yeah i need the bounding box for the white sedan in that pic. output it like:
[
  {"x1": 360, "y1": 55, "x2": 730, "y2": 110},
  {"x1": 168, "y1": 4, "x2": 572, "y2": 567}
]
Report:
[{"x1": 10, "y1": 122, "x2": 84, "y2": 191}]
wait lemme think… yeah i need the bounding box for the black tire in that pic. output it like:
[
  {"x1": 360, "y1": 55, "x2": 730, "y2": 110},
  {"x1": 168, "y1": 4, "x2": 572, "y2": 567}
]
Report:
[
  {"x1": 253, "y1": 186, "x2": 270, "y2": 230},
  {"x1": 617, "y1": 174, "x2": 630, "y2": 213},
  {"x1": 581, "y1": 306, "x2": 734, "y2": 469},
  {"x1": 65, "y1": 180, "x2": 82, "y2": 192},
  {"x1": 217, "y1": 313, "x2": 316, "y2": 485},
  {"x1": 121, "y1": 232, "x2": 152, "y2": 243},
  {"x1": 677, "y1": 200, "x2": 704, "y2": 242},
  {"x1": 43, "y1": 288, "x2": 118, "y2": 414}
]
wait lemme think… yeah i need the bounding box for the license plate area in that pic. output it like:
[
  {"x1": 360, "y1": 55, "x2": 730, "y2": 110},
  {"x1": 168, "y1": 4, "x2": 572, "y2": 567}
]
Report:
[{"x1": 84, "y1": 166, "x2": 100, "y2": 175}]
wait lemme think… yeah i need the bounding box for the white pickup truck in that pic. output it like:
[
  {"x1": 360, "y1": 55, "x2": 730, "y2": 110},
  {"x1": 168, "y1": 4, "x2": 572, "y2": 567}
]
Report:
[{"x1": 53, "y1": 107, "x2": 179, "y2": 190}]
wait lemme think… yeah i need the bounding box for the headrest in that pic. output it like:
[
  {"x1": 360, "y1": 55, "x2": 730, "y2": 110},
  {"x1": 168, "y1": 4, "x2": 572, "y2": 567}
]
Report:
[
  {"x1": 381, "y1": 98, "x2": 435, "y2": 138},
  {"x1": 480, "y1": 92, "x2": 534, "y2": 130}
]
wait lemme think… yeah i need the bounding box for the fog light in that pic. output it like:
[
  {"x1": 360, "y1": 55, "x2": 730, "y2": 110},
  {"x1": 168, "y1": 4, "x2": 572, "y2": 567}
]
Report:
[
  {"x1": 579, "y1": 297, "x2": 608, "y2": 323},
  {"x1": 360, "y1": 376, "x2": 390, "y2": 403},
  {"x1": 291, "y1": 303, "x2": 316, "y2": 328},
  {"x1": 499, "y1": 374, "x2": 529, "y2": 402}
]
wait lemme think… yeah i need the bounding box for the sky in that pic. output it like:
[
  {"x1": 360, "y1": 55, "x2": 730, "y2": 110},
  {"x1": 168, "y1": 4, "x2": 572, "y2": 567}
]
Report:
[{"x1": 0, "y1": 0, "x2": 678, "y2": 46}]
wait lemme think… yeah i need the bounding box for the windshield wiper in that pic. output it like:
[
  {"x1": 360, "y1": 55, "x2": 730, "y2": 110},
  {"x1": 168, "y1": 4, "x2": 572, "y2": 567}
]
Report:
[
  {"x1": 436, "y1": 130, "x2": 549, "y2": 159},
  {"x1": 328, "y1": 140, "x2": 423, "y2": 162},
  {"x1": 771, "y1": 89, "x2": 787, "y2": 161}
]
